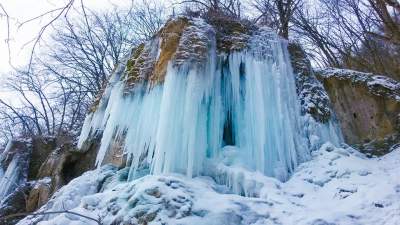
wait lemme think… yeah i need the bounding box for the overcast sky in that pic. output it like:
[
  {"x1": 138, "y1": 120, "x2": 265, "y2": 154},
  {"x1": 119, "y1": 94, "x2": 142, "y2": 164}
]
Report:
[
  {"x1": 0, "y1": 0, "x2": 145, "y2": 102},
  {"x1": 0, "y1": 0, "x2": 136, "y2": 75}
]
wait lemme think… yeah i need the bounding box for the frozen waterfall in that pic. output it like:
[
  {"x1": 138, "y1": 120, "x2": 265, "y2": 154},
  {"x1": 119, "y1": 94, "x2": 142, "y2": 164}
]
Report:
[
  {"x1": 78, "y1": 28, "x2": 342, "y2": 186},
  {"x1": 0, "y1": 140, "x2": 26, "y2": 202}
]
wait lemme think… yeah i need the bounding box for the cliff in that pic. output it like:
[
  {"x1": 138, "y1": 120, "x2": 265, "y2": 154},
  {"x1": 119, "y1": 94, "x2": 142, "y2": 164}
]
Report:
[{"x1": 316, "y1": 68, "x2": 400, "y2": 156}]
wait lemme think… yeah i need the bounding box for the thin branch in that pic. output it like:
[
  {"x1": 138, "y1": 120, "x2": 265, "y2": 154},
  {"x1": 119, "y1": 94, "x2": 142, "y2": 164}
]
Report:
[
  {"x1": 0, "y1": 3, "x2": 11, "y2": 64},
  {"x1": 0, "y1": 210, "x2": 101, "y2": 225}
]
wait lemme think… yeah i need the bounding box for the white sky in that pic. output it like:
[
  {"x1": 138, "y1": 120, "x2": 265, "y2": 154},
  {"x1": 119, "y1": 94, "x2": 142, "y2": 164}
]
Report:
[
  {"x1": 0, "y1": 0, "x2": 136, "y2": 75},
  {"x1": 0, "y1": 0, "x2": 146, "y2": 102}
]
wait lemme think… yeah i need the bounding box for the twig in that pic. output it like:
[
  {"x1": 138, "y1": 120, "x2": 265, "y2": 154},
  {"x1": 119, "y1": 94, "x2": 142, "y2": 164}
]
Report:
[{"x1": 0, "y1": 3, "x2": 11, "y2": 65}]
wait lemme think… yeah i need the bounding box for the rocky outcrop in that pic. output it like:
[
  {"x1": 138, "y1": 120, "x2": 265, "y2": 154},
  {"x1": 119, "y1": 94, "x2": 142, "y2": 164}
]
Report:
[
  {"x1": 125, "y1": 18, "x2": 191, "y2": 87},
  {"x1": 36, "y1": 137, "x2": 98, "y2": 196},
  {"x1": 0, "y1": 135, "x2": 98, "y2": 224},
  {"x1": 123, "y1": 16, "x2": 255, "y2": 91},
  {"x1": 207, "y1": 16, "x2": 254, "y2": 53},
  {"x1": 316, "y1": 68, "x2": 400, "y2": 155},
  {"x1": 287, "y1": 43, "x2": 333, "y2": 123},
  {"x1": 83, "y1": 16, "x2": 262, "y2": 170},
  {"x1": 28, "y1": 137, "x2": 56, "y2": 180}
]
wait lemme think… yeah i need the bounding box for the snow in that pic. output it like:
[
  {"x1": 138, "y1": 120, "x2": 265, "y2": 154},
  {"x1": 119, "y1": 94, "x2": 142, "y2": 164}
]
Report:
[
  {"x1": 17, "y1": 144, "x2": 400, "y2": 225},
  {"x1": 17, "y1": 166, "x2": 117, "y2": 225},
  {"x1": 316, "y1": 68, "x2": 400, "y2": 101}
]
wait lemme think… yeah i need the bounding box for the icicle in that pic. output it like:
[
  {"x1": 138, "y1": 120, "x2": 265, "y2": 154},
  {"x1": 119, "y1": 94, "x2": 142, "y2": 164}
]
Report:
[
  {"x1": 0, "y1": 155, "x2": 22, "y2": 201},
  {"x1": 77, "y1": 24, "x2": 343, "y2": 191}
]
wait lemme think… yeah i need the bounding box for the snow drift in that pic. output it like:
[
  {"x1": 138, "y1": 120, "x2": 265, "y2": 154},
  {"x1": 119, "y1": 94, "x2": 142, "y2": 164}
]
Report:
[{"x1": 17, "y1": 144, "x2": 400, "y2": 225}]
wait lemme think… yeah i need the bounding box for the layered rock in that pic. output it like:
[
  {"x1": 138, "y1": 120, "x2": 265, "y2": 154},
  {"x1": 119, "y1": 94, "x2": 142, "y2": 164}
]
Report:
[{"x1": 316, "y1": 68, "x2": 400, "y2": 155}]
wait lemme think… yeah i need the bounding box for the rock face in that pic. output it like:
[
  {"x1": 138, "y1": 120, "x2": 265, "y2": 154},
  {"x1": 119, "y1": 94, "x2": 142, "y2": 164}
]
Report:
[
  {"x1": 287, "y1": 43, "x2": 332, "y2": 123},
  {"x1": 124, "y1": 17, "x2": 216, "y2": 89},
  {"x1": 26, "y1": 178, "x2": 51, "y2": 212},
  {"x1": 316, "y1": 68, "x2": 400, "y2": 155},
  {"x1": 28, "y1": 137, "x2": 57, "y2": 180},
  {"x1": 37, "y1": 138, "x2": 97, "y2": 195},
  {"x1": 0, "y1": 136, "x2": 98, "y2": 224}
]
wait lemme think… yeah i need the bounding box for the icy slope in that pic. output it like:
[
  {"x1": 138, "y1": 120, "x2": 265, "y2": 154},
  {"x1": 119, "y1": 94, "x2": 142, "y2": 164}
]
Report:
[{"x1": 17, "y1": 143, "x2": 400, "y2": 225}]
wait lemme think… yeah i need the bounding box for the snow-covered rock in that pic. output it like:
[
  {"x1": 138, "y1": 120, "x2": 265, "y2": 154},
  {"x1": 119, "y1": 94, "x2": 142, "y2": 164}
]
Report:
[
  {"x1": 316, "y1": 68, "x2": 400, "y2": 156},
  {"x1": 288, "y1": 42, "x2": 332, "y2": 123},
  {"x1": 316, "y1": 68, "x2": 400, "y2": 101}
]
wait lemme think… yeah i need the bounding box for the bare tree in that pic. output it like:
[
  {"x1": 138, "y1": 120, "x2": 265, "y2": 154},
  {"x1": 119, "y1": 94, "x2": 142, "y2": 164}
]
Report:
[
  {"x1": 253, "y1": 0, "x2": 302, "y2": 38},
  {"x1": 41, "y1": 1, "x2": 166, "y2": 97},
  {"x1": 180, "y1": 0, "x2": 244, "y2": 19},
  {"x1": 291, "y1": 0, "x2": 400, "y2": 79},
  {"x1": 0, "y1": 1, "x2": 166, "y2": 145},
  {"x1": 0, "y1": 64, "x2": 66, "y2": 138}
]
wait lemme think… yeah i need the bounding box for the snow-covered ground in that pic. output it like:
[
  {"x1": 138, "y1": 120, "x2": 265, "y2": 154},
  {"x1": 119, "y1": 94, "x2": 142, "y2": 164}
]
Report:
[{"x1": 18, "y1": 143, "x2": 400, "y2": 225}]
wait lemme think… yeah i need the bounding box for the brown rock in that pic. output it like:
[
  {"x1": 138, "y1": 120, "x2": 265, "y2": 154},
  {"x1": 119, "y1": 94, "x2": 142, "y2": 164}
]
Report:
[
  {"x1": 37, "y1": 139, "x2": 97, "y2": 195},
  {"x1": 26, "y1": 179, "x2": 51, "y2": 212},
  {"x1": 28, "y1": 137, "x2": 57, "y2": 180},
  {"x1": 150, "y1": 17, "x2": 190, "y2": 85},
  {"x1": 316, "y1": 68, "x2": 400, "y2": 155}
]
